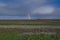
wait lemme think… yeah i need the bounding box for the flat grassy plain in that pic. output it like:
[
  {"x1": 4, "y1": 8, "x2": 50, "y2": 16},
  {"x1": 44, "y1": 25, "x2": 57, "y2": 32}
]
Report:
[
  {"x1": 0, "y1": 27, "x2": 60, "y2": 40},
  {"x1": 0, "y1": 31, "x2": 60, "y2": 40},
  {"x1": 0, "y1": 20, "x2": 60, "y2": 26},
  {"x1": 0, "y1": 33, "x2": 60, "y2": 40},
  {"x1": 0, "y1": 20, "x2": 60, "y2": 40}
]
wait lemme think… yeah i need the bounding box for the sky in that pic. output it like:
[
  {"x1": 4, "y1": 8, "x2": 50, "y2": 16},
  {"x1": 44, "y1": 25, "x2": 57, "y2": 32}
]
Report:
[{"x1": 0, "y1": 0, "x2": 60, "y2": 20}]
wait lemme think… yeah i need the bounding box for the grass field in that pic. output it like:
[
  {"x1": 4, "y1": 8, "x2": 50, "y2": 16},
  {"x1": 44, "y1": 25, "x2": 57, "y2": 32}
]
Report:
[
  {"x1": 0, "y1": 32, "x2": 60, "y2": 40},
  {"x1": 0, "y1": 20, "x2": 60, "y2": 26},
  {"x1": 0, "y1": 28, "x2": 60, "y2": 40},
  {"x1": 0, "y1": 23, "x2": 60, "y2": 26},
  {"x1": 0, "y1": 20, "x2": 60, "y2": 40},
  {"x1": 0, "y1": 21, "x2": 60, "y2": 26}
]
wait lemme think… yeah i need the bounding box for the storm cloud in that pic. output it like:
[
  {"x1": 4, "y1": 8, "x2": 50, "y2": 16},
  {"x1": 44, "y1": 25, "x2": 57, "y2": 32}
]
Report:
[{"x1": 0, "y1": 0, "x2": 60, "y2": 19}]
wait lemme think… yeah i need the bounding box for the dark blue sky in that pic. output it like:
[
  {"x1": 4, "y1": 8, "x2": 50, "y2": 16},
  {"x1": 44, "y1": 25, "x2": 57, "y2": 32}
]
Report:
[{"x1": 0, "y1": 0, "x2": 60, "y2": 19}]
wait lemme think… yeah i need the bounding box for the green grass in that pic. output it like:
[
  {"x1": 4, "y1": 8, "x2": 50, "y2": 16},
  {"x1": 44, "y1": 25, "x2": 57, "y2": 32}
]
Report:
[
  {"x1": 0, "y1": 32, "x2": 60, "y2": 40},
  {"x1": 0, "y1": 20, "x2": 60, "y2": 26},
  {"x1": 0, "y1": 23, "x2": 60, "y2": 26},
  {"x1": 0, "y1": 21, "x2": 60, "y2": 26}
]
